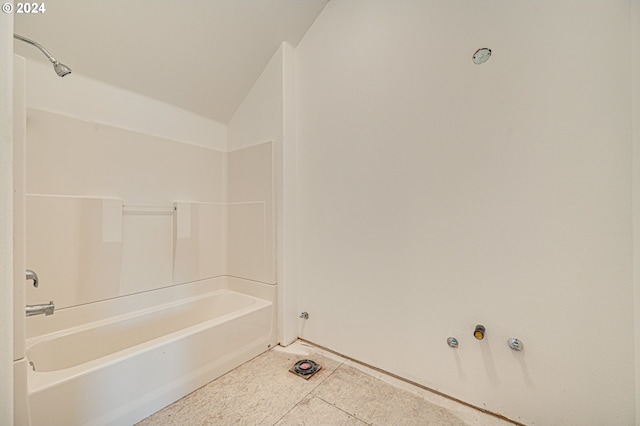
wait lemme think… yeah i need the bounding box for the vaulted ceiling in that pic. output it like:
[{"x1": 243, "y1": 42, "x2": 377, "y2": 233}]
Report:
[{"x1": 14, "y1": 0, "x2": 329, "y2": 123}]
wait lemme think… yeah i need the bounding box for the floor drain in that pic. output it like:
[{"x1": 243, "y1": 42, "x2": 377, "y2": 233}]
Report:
[{"x1": 290, "y1": 359, "x2": 321, "y2": 380}]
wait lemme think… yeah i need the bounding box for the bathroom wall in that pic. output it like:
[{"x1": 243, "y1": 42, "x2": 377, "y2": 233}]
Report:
[
  {"x1": 26, "y1": 60, "x2": 227, "y2": 151},
  {"x1": 13, "y1": 56, "x2": 25, "y2": 361},
  {"x1": 227, "y1": 142, "x2": 276, "y2": 285},
  {"x1": 25, "y1": 110, "x2": 225, "y2": 204},
  {"x1": 292, "y1": 1, "x2": 634, "y2": 425},
  {"x1": 24, "y1": 63, "x2": 229, "y2": 308},
  {"x1": 227, "y1": 45, "x2": 283, "y2": 152},
  {"x1": 24, "y1": 58, "x2": 277, "y2": 312},
  {"x1": 1, "y1": 11, "x2": 14, "y2": 426},
  {"x1": 24, "y1": 109, "x2": 226, "y2": 309},
  {"x1": 633, "y1": 0, "x2": 640, "y2": 422},
  {"x1": 13, "y1": 55, "x2": 31, "y2": 426},
  {"x1": 20, "y1": 38, "x2": 234, "y2": 311},
  {"x1": 227, "y1": 43, "x2": 298, "y2": 343}
]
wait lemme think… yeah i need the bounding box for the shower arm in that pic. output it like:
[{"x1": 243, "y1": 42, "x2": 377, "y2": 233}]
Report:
[{"x1": 14, "y1": 33, "x2": 60, "y2": 65}]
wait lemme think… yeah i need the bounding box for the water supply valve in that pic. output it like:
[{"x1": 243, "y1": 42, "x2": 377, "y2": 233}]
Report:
[
  {"x1": 474, "y1": 324, "x2": 485, "y2": 340},
  {"x1": 508, "y1": 338, "x2": 523, "y2": 351}
]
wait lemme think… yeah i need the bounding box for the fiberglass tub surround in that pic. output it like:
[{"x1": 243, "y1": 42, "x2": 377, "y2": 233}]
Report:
[
  {"x1": 22, "y1": 124, "x2": 277, "y2": 425},
  {"x1": 25, "y1": 196, "x2": 232, "y2": 309},
  {"x1": 24, "y1": 196, "x2": 276, "y2": 425}
]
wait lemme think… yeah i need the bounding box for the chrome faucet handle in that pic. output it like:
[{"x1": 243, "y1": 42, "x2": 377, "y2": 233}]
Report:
[{"x1": 26, "y1": 269, "x2": 39, "y2": 288}]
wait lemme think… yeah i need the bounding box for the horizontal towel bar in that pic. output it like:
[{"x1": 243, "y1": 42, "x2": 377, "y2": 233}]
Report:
[{"x1": 122, "y1": 205, "x2": 176, "y2": 215}]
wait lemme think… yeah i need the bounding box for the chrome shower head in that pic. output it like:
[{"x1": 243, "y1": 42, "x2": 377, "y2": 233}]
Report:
[
  {"x1": 53, "y1": 61, "x2": 72, "y2": 77},
  {"x1": 14, "y1": 33, "x2": 72, "y2": 77}
]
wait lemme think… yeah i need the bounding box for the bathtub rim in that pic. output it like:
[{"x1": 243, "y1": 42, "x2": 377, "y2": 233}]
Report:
[
  {"x1": 26, "y1": 288, "x2": 252, "y2": 345},
  {"x1": 26, "y1": 288, "x2": 272, "y2": 392},
  {"x1": 25, "y1": 275, "x2": 278, "y2": 340}
]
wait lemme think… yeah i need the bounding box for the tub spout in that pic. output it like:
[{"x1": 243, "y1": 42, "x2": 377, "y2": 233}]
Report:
[{"x1": 26, "y1": 301, "x2": 55, "y2": 317}]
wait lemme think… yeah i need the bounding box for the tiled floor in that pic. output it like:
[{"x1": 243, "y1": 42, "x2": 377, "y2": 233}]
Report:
[{"x1": 137, "y1": 340, "x2": 514, "y2": 426}]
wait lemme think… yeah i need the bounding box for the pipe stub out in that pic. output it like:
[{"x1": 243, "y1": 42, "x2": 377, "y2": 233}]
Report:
[{"x1": 474, "y1": 325, "x2": 486, "y2": 340}]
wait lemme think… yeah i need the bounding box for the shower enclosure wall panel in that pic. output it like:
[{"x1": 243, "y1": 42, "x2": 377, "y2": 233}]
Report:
[{"x1": 21, "y1": 111, "x2": 279, "y2": 425}]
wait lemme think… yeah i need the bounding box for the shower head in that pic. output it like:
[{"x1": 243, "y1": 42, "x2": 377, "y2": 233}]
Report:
[
  {"x1": 14, "y1": 33, "x2": 72, "y2": 77},
  {"x1": 53, "y1": 61, "x2": 72, "y2": 77}
]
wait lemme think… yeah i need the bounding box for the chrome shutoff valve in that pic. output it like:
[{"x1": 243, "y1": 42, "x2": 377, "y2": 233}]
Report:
[{"x1": 508, "y1": 338, "x2": 523, "y2": 351}]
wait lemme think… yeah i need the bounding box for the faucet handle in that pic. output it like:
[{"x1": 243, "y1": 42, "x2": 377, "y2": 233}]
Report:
[{"x1": 26, "y1": 269, "x2": 39, "y2": 288}]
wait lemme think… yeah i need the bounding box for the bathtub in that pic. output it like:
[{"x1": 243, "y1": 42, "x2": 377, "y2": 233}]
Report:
[{"x1": 25, "y1": 288, "x2": 274, "y2": 426}]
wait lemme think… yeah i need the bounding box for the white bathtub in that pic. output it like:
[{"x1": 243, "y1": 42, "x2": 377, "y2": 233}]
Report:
[{"x1": 25, "y1": 288, "x2": 274, "y2": 426}]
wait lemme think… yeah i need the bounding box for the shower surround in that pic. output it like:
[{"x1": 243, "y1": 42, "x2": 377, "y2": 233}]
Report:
[{"x1": 19, "y1": 109, "x2": 277, "y2": 425}]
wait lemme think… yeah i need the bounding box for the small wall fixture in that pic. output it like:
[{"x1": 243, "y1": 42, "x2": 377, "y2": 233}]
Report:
[
  {"x1": 26, "y1": 269, "x2": 39, "y2": 288},
  {"x1": 447, "y1": 337, "x2": 459, "y2": 348},
  {"x1": 508, "y1": 338, "x2": 523, "y2": 351},
  {"x1": 473, "y1": 325, "x2": 486, "y2": 340},
  {"x1": 299, "y1": 312, "x2": 309, "y2": 319},
  {"x1": 472, "y1": 48, "x2": 492, "y2": 65}
]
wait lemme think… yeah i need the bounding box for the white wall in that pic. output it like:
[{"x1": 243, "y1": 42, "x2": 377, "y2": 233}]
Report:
[
  {"x1": 13, "y1": 54, "x2": 32, "y2": 426},
  {"x1": 293, "y1": 1, "x2": 634, "y2": 424},
  {"x1": 26, "y1": 61, "x2": 227, "y2": 151},
  {"x1": 26, "y1": 109, "x2": 225, "y2": 205},
  {"x1": 13, "y1": 56, "x2": 25, "y2": 361},
  {"x1": 22, "y1": 64, "x2": 229, "y2": 310},
  {"x1": 280, "y1": 43, "x2": 298, "y2": 345},
  {"x1": 632, "y1": 0, "x2": 640, "y2": 421},
  {"x1": 23, "y1": 57, "x2": 281, "y2": 310},
  {"x1": 227, "y1": 43, "x2": 299, "y2": 344},
  {"x1": 0, "y1": 9, "x2": 14, "y2": 426},
  {"x1": 227, "y1": 142, "x2": 276, "y2": 285},
  {"x1": 227, "y1": 45, "x2": 284, "y2": 151},
  {"x1": 24, "y1": 109, "x2": 226, "y2": 307}
]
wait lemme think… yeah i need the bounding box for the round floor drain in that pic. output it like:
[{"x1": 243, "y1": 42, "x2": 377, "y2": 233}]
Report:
[{"x1": 292, "y1": 359, "x2": 320, "y2": 376}]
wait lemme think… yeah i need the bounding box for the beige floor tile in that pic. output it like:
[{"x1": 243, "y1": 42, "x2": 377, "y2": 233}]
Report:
[
  {"x1": 138, "y1": 343, "x2": 342, "y2": 425},
  {"x1": 138, "y1": 341, "x2": 515, "y2": 426},
  {"x1": 275, "y1": 395, "x2": 369, "y2": 426},
  {"x1": 344, "y1": 360, "x2": 512, "y2": 426},
  {"x1": 371, "y1": 389, "x2": 467, "y2": 426},
  {"x1": 313, "y1": 364, "x2": 466, "y2": 426},
  {"x1": 312, "y1": 363, "x2": 389, "y2": 420}
]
